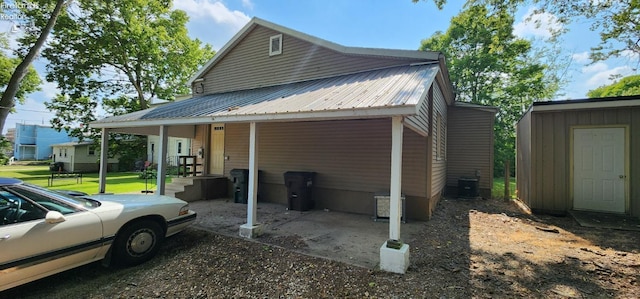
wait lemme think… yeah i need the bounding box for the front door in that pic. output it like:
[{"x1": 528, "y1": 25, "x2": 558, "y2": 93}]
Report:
[
  {"x1": 209, "y1": 125, "x2": 225, "y2": 175},
  {"x1": 573, "y1": 127, "x2": 626, "y2": 213}
]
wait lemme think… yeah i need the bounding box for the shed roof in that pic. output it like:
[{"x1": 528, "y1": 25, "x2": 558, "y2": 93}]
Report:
[
  {"x1": 51, "y1": 141, "x2": 93, "y2": 147},
  {"x1": 92, "y1": 63, "x2": 439, "y2": 129},
  {"x1": 531, "y1": 95, "x2": 640, "y2": 112}
]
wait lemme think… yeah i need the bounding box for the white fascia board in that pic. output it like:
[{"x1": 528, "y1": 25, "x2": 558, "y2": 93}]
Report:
[
  {"x1": 91, "y1": 105, "x2": 418, "y2": 129},
  {"x1": 532, "y1": 99, "x2": 640, "y2": 112}
]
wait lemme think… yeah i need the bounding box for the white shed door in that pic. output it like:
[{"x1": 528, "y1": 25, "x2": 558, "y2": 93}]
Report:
[{"x1": 573, "y1": 127, "x2": 626, "y2": 213}]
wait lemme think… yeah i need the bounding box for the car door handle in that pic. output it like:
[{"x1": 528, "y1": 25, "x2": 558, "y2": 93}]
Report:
[{"x1": 0, "y1": 234, "x2": 10, "y2": 240}]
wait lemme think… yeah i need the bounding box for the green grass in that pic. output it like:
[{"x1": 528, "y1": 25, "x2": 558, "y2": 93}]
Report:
[
  {"x1": 492, "y1": 177, "x2": 516, "y2": 200},
  {"x1": 0, "y1": 165, "x2": 170, "y2": 194}
]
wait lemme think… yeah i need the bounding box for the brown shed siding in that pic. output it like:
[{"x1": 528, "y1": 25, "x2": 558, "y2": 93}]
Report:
[
  {"x1": 430, "y1": 83, "x2": 447, "y2": 198},
  {"x1": 446, "y1": 105, "x2": 495, "y2": 198},
  {"x1": 198, "y1": 26, "x2": 419, "y2": 94},
  {"x1": 516, "y1": 110, "x2": 532, "y2": 206},
  {"x1": 519, "y1": 106, "x2": 640, "y2": 217},
  {"x1": 223, "y1": 118, "x2": 432, "y2": 219}
]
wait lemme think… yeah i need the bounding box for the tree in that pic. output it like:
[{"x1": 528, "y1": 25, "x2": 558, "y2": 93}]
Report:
[
  {"x1": 39, "y1": 0, "x2": 214, "y2": 135},
  {"x1": 420, "y1": 5, "x2": 557, "y2": 176},
  {"x1": 418, "y1": 0, "x2": 640, "y2": 63},
  {"x1": 587, "y1": 74, "x2": 640, "y2": 98},
  {"x1": 24, "y1": 0, "x2": 215, "y2": 169},
  {"x1": 0, "y1": 0, "x2": 68, "y2": 134}
]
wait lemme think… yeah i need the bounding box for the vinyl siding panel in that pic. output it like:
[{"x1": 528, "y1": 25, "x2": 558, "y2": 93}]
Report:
[
  {"x1": 198, "y1": 26, "x2": 419, "y2": 94},
  {"x1": 526, "y1": 107, "x2": 640, "y2": 216},
  {"x1": 447, "y1": 106, "x2": 495, "y2": 198},
  {"x1": 222, "y1": 118, "x2": 429, "y2": 217},
  {"x1": 516, "y1": 110, "x2": 532, "y2": 206},
  {"x1": 405, "y1": 92, "x2": 430, "y2": 135},
  {"x1": 430, "y1": 83, "x2": 447, "y2": 198}
]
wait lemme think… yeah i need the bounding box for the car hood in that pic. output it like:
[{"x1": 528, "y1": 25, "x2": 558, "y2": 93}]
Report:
[
  {"x1": 82, "y1": 194, "x2": 190, "y2": 235},
  {"x1": 87, "y1": 194, "x2": 187, "y2": 206}
]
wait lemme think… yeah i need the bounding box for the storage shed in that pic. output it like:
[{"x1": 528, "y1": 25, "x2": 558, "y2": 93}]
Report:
[{"x1": 516, "y1": 95, "x2": 640, "y2": 217}]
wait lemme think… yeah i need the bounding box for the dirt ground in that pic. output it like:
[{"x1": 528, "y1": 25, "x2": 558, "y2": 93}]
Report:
[{"x1": 2, "y1": 197, "x2": 639, "y2": 298}]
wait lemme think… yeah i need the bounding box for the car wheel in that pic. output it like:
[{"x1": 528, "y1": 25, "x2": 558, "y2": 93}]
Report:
[{"x1": 113, "y1": 220, "x2": 164, "y2": 266}]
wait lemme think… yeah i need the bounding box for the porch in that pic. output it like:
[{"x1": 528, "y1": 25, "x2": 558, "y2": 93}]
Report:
[{"x1": 187, "y1": 198, "x2": 424, "y2": 268}]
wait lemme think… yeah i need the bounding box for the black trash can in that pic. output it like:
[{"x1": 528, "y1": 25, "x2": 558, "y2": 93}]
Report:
[
  {"x1": 284, "y1": 171, "x2": 316, "y2": 211},
  {"x1": 458, "y1": 177, "x2": 479, "y2": 198},
  {"x1": 230, "y1": 169, "x2": 249, "y2": 204}
]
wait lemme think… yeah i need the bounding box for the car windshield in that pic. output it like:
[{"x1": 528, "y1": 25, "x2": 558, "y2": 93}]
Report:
[{"x1": 21, "y1": 183, "x2": 101, "y2": 209}]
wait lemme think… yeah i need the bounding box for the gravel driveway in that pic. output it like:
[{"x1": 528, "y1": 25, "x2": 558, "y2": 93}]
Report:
[{"x1": 2, "y1": 198, "x2": 639, "y2": 298}]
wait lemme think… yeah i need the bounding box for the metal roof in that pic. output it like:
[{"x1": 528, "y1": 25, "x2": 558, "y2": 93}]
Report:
[{"x1": 92, "y1": 64, "x2": 440, "y2": 128}]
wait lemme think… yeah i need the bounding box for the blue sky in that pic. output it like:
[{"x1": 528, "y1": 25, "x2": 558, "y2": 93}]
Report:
[{"x1": 1, "y1": 0, "x2": 638, "y2": 133}]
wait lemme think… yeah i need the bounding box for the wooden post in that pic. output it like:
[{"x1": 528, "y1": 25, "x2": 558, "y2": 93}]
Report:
[{"x1": 504, "y1": 160, "x2": 510, "y2": 201}]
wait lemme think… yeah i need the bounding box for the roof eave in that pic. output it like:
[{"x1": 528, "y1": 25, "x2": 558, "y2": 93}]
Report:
[
  {"x1": 532, "y1": 98, "x2": 640, "y2": 112},
  {"x1": 90, "y1": 105, "x2": 418, "y2": 129}
]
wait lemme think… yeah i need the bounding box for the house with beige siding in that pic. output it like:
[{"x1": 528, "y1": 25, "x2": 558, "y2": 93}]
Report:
[
  {"x1": 90, "y1": 17, "x2": 495, "y2": 273},
  {"x1": 516, "y1": 95, "x2": 640, "y2": 218},
  {"x1": 51, "y1": 141, "x2": 118, "y2": 173}
]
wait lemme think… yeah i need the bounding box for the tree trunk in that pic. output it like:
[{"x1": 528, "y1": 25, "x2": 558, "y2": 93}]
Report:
[{"x1": 0, "y1": 0, "x2": 69, "y2": 134}]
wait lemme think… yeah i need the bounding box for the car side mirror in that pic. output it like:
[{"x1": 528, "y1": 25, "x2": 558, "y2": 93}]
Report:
[{"x1": 45, "y1": 211, "x2": 66, "y2": 224}]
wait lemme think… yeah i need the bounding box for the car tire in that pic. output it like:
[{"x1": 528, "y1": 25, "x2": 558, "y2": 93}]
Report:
[{"x1": 113, "y1": 220, "x2": 164, "y2": 266}]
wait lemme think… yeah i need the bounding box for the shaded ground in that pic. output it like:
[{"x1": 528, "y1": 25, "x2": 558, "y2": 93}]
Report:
[{"x1": 2, "y1": 198, "x2": 639, "y2": 298}]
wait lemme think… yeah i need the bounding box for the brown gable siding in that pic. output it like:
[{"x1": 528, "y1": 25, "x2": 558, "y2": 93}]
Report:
[
  {"x1": 198, "y1": 25, "x2": 420, "y2": 94},
  {"x1": 446, "y1": 105, "x2": 495, "y2": 198},
  {"x1": 522, "y1": 107, "x2": 640, "y2": 216},
  {"x1": 430, "y1": 83, "x2": 447, "y2": 198}
]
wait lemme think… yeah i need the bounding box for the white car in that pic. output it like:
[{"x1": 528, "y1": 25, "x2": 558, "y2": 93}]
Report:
[{"x1": 0, "y1": 178, "x2": 197, "y2": 291}]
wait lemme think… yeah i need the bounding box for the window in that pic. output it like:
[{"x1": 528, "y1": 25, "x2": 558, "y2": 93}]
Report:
[
  {"x1": 64, "y1": 148, "x2": 67, "y2": 157},
  {"x1": 59, "y1": 148, "x2": 62, "y2": 156},
  {"x1": 269, "y1": 34, "x2": 283, "y2": 56},
  {"x1": 88, "y1": 146, "x2": 96, "y2": 156},
  {"x1": 177, "y1": 141, "x2": 182, "y2": 154}
]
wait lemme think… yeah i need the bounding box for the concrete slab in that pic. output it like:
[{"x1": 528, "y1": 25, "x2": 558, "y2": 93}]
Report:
[{"x1": 188, "y1": 199, "x2": 424, "y2": 269}]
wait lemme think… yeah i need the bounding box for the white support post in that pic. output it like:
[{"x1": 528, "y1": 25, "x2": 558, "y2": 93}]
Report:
[
  {"x1": 240, "y1": 122, "x2": 263, "y2": 238},
  {"x1": 98, "y1": 128, "x2": 109, "y2": 194},
  {"x1": 380, "y1": 116, "x2": 410, "y2": 274},
  {"x1": 156, "y1": 125, "x2": 168, "y2": 195}
]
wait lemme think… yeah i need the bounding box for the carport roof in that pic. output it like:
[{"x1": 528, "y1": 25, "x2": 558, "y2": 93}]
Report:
[{"x1": 91, "y1": 63, "x2": 439, "y2": 129}]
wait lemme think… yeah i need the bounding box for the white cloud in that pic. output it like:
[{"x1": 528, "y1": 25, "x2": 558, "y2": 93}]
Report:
[
  {"x1": 585, "y1": 65, "x2": 634, "y2": 87},
  {"x1": 174, "y1": 0, "x2": 251, "y2": 31},
  {"x1": 241, "y1": 0, "x2": 254, "y2": 10},
  {"x1": 514, "y1": 7, "x2": 563, "y2": 39},
  {"x1": 582, "y1": 62, "x2": 608, "y2": 74},
  {"x1": 572, "y1": 52, "x2": 590, "y2": 64},
  {"x1": 37, "y1": 81, "x2": 60, "y2": 99}
]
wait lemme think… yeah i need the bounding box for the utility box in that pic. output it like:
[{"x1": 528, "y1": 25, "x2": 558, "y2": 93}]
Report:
[
  {"x1": 284, "y1": 171, "x2": 316, "y2": 211},
  {"x1": 374, "y1": 192, "x2": 406, "y2": 223},
  {"x1": 230, "y1": 169, "x2": 249, "y2": 204},
  {"x1": 458, "y1": 177, "x2": 479, "y2": 198}
]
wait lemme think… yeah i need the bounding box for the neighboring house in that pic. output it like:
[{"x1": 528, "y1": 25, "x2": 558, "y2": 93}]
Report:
[
  {"x1": 51, "y1": 141, "x2": 119, "y2": 173},
  {"x1": 516, "y1": 95, "x2": 640, "y2": 218},
  {"x1": 146, "y1": 135, "x2": 193, "y2": 165},
  {"x1": 91, "y1": 18, "x2": 496, "y2": 273},
  {"x1": 13, "y1": 124, "x2": 74, "y2": 160}
]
